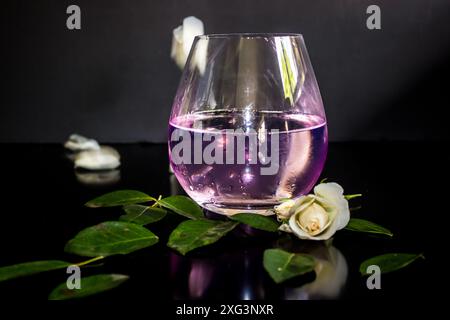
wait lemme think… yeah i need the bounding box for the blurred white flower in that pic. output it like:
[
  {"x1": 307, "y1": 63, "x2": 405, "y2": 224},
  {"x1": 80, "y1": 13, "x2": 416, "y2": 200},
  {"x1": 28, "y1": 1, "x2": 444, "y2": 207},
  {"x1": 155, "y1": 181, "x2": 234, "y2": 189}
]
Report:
[
  {"x1": 64, "y1": 134, "x2": 100, "y2": 151},
  {"x1": 171, "y1": 16, "x2": 204, "y2": 70},
  {"x1": 277, "y1": 183, "x2": 350, "y2": 241},
  {"x1": 74, "y1": 146, "x2": 120, "y2": 170}
]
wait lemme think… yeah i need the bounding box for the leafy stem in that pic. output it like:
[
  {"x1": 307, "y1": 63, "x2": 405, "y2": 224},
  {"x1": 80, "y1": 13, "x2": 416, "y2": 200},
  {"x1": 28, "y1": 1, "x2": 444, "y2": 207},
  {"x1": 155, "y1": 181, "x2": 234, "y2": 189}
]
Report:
[
  {"x1": 345, "y1": 194, "x2": 362, "y2": 200},
  {"x1": 76, "y1": 256, "x2": 105, "y2": 267},
  {"x1": 152, "y1": 195, "x2": 162, "y2": 207}
]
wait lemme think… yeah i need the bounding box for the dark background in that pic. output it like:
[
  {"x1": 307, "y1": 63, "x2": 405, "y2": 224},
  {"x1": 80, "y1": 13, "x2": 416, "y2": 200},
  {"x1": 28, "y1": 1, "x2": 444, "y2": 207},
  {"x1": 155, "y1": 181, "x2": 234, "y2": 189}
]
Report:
[{"x1": 2, "y1": 0, "x2": 450, "y2": 143}]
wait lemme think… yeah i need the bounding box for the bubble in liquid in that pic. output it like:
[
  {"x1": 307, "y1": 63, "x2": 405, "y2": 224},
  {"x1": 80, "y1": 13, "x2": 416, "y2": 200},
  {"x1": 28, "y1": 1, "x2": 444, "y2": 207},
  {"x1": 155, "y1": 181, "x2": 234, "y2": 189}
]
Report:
[
  {"x1": 242, "y1": 172, "x2": 254, "y2": 184},
  {"x1": 218, "y1": 185, "x2": 233, "y2": 193}
]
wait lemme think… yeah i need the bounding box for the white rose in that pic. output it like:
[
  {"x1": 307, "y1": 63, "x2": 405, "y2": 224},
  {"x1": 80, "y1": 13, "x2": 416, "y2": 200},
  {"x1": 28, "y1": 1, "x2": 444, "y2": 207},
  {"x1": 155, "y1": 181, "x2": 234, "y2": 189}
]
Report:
[
  {"x1": 171, "y1": 16, "x2": 204, "y2": 71},
  {"x1": 279, "y1": 183, "x2": 350, "y2": 241}
]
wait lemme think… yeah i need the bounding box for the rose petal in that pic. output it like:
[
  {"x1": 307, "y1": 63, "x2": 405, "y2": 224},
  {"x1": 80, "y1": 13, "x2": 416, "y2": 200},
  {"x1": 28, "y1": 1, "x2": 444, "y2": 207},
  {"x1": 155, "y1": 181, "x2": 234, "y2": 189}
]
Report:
[
  {"x1": 278, "y1": 223, "x2": 293, "y2": 233},
  {"x1": 170, "y1": 16, "x2": 204, "y2": 70},
  {"x1": 297, "y1": 203, "x2": 330, "y2": 236},
  {"x1": 289, "y1": 202, "x2": 339, "y2": 241},
  {"x1": 64, "y1": 134, "x2": 100, "y2": 151},
  {"x1": 74, "y1": 146, "x2": 121, "y2": 170},
  {"x1": 314, "y1": 183, "x2": 344, "y2": 206},
  {"x1": 288, "y1": 214, "x2": 316, "y2": 240},
  {"x1": 314, "y1": 183, "x2": 350, "y2": 230},
  {"x1": 291, "y1": 195, "x2": 315, "y2": 215}
]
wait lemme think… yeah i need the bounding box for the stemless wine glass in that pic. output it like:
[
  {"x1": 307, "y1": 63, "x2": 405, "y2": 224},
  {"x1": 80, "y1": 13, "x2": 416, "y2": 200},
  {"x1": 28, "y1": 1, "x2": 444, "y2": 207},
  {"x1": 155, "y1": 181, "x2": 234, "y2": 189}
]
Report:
[{"x1": 168, "y1": 34, "x2": 327, "y2": 216}]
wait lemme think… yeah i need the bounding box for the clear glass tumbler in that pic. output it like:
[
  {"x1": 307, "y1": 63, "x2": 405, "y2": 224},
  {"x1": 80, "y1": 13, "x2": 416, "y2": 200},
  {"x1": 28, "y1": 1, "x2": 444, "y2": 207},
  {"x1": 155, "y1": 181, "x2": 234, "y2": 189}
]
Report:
[{"x1": 168, "y1": 34, "x2": 327, "y2": 215}]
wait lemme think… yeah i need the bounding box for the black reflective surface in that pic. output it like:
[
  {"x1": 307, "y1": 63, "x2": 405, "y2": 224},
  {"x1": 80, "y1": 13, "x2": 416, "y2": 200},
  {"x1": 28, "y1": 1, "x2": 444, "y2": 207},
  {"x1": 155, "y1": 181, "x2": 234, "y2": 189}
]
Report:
[{"x1": 0, "y1": 143, "x2": 444, "y2": 301}]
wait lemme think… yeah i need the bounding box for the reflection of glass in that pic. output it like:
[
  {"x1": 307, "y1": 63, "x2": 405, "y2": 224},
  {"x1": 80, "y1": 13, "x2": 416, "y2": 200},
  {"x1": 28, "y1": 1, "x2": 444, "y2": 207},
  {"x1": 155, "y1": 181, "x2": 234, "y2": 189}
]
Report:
[
  {"x1": 169, "y1": 249, "x2": 266, "y2": 300},
  {"x1": 168, "y1": 239, "x2": 347, "y2": 300},
  {"x1": 284, "y1": 245, "x2": 348, "y2": 300},
  {"x1": 168, "y1": 34, "x2": 327, "y2": 216},
  {"x1": 188, "y1": 260, "x2": 215, "y2": 298}
]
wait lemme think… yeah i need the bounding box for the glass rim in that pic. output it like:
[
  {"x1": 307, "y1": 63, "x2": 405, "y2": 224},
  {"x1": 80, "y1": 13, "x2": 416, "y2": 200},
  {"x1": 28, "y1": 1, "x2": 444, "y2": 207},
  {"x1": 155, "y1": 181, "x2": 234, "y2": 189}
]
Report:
[{"x1": 195, "y1": 33, "x2": 304, "y2": 40}]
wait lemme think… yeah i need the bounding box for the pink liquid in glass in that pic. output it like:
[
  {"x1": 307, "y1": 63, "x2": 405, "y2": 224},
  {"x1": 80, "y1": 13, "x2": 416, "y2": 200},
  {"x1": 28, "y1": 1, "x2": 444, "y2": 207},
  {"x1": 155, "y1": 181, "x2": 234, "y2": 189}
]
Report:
[{"x1": 169, "y1": 111, "x2": 327, "y2": 215}]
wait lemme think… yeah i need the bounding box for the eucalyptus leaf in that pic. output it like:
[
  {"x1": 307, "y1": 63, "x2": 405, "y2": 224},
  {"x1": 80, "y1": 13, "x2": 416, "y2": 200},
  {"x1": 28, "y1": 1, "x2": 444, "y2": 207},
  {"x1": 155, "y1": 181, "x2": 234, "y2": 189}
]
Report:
[
  {"x1": 158, "y1": 195, "x2": 204, "y2": 220},
  {"x1": 48, "y1": 274, "x2": 129, "y2": 300},
  {"x1": 85, "y1": 190, "x2": 155, "y2": 208},
  {"x1": 345, "y1": 218, "x2": 393, "y2": 237},
  {"x1": 168, "y1": 220, "x2": 238, "y2": 255},
  {"x1": 360, "y1": 253, "x2": 424, "y2": 275},
  {"x1": 229, "y1": 213, "x2": 279, "y2": 232},
  {"x1": 120, "y1": 205, "x2": 167, "y2": 225},
  {"x1": 65, "y1": 221, "x2": 159, "y2": 257},
  {"x1": 263, "y1": 249, "x2": 316, "y2": 284},
  {"x1": 0, "y1": 260, "x2": 70, "y2": 282}
]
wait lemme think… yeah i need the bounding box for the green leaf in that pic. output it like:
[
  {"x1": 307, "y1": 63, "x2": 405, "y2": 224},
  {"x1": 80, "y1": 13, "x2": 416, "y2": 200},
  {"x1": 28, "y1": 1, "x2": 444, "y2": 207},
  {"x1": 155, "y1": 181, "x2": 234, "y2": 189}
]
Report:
[
  {"x1": 65, "y1": 221, "x2": 159, "y2": 257},
  {"x1": 48, "y1": 274, "x2": 129, "y2": 300},
  {"x1": 120, "y1": 205, "x2": 167, "y2": 225},
  {"x1": 85, "y1": 190, "x2": 155, "y2": 208},
  {"x1": 345, "y1": 218, "x2": 393, "y2": 237},
  {"x1": 360, "y1": 253, "x2": 424, "y2": 275},
  {"x1": 0, "y1": 260, "x2": 70, "y2": 282},
  {"x1": 168, "y1": 220, "x2": 238, "y2": 255},
  {"x1": 229, "y1": 213, "x2": 279, "y2": 232},
  {"x1": 263, "y1": 249, "x2": 316, "y2": 284},
  {"x1": 319, "y1": 177, "x2": 328, "y2": 183},
  {"x1": 344, "y1": 194, "x2": 362, "y2": 200},
  {"x1": 158, "y1": 195, "x2": 204, "y2": 220}
]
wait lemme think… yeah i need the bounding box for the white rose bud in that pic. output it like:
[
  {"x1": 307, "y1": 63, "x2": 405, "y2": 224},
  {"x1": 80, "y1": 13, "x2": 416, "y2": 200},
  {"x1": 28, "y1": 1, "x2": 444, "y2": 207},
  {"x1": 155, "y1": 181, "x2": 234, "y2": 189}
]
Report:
[
  {"x1": 274, "y1": 199, "x2": 296, "y2": 219},
  {"x1": 171, "y1": 16, "x2": 204, "y2": 71},
  {"x1": 279, "y1": 183, "x2": 350, "y2": 241}
]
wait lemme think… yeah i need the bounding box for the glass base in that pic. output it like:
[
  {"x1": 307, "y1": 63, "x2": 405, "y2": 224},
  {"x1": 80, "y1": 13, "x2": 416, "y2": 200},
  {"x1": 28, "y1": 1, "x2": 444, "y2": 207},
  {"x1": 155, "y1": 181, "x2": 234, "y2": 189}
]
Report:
[{"x1": 201, "y1": 202, "x2": 277, "y2": 216}]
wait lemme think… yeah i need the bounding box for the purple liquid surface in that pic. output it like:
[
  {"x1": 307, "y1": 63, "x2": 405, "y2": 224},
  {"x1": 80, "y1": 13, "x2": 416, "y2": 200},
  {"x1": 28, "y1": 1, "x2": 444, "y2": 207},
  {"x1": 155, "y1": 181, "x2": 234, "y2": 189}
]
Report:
[{"x1": 169, "y1": 111, "x2": 328, "y2": 215}]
